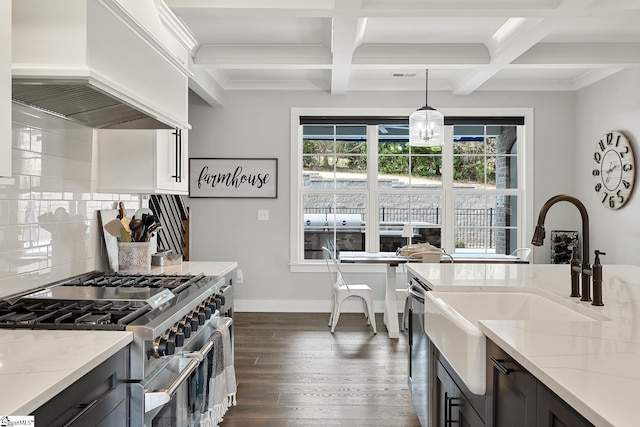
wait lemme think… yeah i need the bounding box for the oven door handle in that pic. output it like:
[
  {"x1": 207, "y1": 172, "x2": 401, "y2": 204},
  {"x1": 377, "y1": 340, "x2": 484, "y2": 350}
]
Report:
[
  {"x1": 184, "y1": 317, "x2": 233, "y2": 362},
  {"x1": 144, "y1": 357, "x2": 200, "y2": 413}
]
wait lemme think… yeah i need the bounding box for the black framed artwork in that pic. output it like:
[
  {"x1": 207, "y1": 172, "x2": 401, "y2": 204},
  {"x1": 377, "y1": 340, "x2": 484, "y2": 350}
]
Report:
[{"x1": 189, "y1": 158, "x2": 278, "y2": 198}]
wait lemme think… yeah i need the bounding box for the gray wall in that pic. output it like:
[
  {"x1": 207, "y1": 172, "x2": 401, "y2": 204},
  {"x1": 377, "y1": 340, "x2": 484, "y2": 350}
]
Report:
[
  {"x1": 575, "y1": 69, "x2": 640, "y2": 266},
  {"x1": 187, "y1": 89, "x2": 579, "y2": 312}
]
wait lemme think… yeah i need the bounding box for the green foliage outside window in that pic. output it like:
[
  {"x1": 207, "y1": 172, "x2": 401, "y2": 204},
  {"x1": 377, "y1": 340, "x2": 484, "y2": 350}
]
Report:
[{"x1": 304, "y1": 138, "x2": 496, "y2": 185}]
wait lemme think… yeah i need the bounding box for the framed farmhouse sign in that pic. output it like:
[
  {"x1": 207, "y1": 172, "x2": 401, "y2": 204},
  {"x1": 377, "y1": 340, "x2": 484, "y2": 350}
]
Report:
[{"x1": 189, "y1": 158, "x2": 278, "y2": 198}]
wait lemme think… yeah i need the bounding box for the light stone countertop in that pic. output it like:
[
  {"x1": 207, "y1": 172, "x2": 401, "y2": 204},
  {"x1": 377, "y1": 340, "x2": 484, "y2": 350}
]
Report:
[
  {"x1": 150, "y1": 261, "x2": 237, "y2": 277},
  {"x1": 0, "y1": 261, "x2": 236, "y2": 416},
  {"x1": 0, "y1": 330, "x2": 133, "y2": 415},
  {"x1": 407, "y1": 263, "x2": 640, "y2": 427}
]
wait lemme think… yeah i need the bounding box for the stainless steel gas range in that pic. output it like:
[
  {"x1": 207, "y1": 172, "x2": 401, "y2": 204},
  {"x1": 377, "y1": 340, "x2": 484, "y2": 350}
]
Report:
[{"x1": 0, "y1": 271, "x2": 234, "y2": 426}]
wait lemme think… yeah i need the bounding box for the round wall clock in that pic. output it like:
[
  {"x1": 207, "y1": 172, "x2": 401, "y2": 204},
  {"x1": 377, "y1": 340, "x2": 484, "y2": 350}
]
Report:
[{"x1": 592, "y1": 130, "x2": 636, "y2": 209}]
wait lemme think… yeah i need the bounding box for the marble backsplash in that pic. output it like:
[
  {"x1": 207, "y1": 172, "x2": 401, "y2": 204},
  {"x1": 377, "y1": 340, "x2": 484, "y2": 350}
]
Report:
[{"x1": 0, "y1": 104, "x2": 142, "y2": 298}]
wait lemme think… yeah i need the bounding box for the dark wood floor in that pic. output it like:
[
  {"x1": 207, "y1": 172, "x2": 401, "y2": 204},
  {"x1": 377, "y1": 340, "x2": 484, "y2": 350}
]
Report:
[{"x1": 221, "y1": 312, "x2": 421, "y2": 427}]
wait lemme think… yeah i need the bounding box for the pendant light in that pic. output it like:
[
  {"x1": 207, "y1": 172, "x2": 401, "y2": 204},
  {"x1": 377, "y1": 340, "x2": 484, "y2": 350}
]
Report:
[{"x1": 409, "y1": 69, "x2": 444, "y2": 146}]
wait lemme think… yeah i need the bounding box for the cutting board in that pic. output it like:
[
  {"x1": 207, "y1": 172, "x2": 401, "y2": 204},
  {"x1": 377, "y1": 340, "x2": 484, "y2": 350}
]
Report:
[{"x1": 99, "y1": 209, "x2": 125, "y2": 273}]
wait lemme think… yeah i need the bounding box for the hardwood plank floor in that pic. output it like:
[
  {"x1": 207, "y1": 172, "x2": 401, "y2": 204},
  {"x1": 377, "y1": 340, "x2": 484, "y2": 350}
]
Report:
[{"x1": 222, "y1": 312, "x2": 421, "y2": 427}]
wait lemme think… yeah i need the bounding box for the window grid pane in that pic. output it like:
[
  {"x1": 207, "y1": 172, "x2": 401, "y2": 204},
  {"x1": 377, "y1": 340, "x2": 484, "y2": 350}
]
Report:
[{"x1": 299, "y1": 120, "x2": 522, "y2": 261}]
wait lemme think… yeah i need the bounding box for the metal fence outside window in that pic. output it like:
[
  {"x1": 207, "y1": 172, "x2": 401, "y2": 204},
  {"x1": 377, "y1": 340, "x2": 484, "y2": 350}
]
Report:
[{"x1": 303, "y1": 207, "x2": 496, "y2": 248}]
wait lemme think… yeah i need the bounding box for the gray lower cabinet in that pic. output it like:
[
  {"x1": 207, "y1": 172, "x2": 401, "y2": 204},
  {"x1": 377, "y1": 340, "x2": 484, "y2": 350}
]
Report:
[
  {"x1": 431, "y1": 342, "x2": 486, "y2": 427},
  {"x1": 434, "y1": 359, "x2": 485, "y2": 427},
  {"x1": 486, "y1": 339, "x2": 593, "y2": 427},
  {"x1": 31, "y1": 347, "x2": 128, "y2": 427}
]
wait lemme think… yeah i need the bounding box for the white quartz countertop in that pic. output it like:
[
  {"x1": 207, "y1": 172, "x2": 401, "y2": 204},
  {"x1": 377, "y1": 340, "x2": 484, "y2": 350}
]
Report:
[
  {"x1": 0, "y1": 330, "x2": 132, "y2": 415},
  {"x1": 150, "y1": 261, "x2": 237, "y2": 277},
  {"x1": 407, "y1": 263, "x2": 640, "y2": 427}
]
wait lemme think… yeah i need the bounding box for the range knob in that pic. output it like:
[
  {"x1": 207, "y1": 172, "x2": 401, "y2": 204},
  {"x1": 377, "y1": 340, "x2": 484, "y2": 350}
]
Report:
[
  {"x1": 200, "y1": 302, "x2": 212, "y2": 319},
  {"x1": 178, "y1": 320, "x2": 192, "y2": 338},
  {"x1": 194, "y1": 309, "x2": 205, "y2": 325},
  {"x1": 213, "y1": 296, "x2": 222, "y2": 310},
  {"x1": 169, "y1": 329, "x2": 184, "y2": 347},
  {"x1": 187, "y1": 313, "x2": 199, "y2": 331},
  {"x1": 151, "y1": 337, "x2": 175, "y2": 358}
]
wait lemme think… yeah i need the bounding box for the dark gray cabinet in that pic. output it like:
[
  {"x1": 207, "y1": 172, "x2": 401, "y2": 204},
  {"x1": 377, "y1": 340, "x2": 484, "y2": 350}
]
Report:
[
  {"x1": 486, "y1": 339, "x2": 537, "y2": 427},
  {"x1": 434, "y1": 359, "x2": 485, "y2": 427},
  {"x1": 486, "y1": 339, "x2": 593, "y2": 427},
  {"x1": 32, "y1": 347, "x2": 129, "y2": 427},
  {"x1": 431, "y1": 343, "x2": 486, "y2": 427}
]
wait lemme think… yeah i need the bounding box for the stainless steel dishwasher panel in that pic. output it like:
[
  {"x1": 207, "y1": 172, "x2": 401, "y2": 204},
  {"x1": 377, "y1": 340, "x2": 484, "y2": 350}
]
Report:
[{"x1": 408, "y1": 275, "x2": 431, "y2": 427}]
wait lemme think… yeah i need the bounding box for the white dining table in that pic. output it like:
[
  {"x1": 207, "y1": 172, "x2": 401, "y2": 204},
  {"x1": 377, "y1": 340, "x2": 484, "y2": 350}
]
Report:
[{"x1": 339, "y1": 251, "x2": 409, "y2": 339}]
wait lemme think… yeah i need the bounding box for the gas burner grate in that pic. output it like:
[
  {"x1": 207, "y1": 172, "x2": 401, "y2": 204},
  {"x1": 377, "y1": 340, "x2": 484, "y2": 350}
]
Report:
[
  {"x1": 65, "y1": 272, "x2": 207, "y2": 295},
  {"x1": 0, "y1": 298, "x2": 152, "y2": 330}
]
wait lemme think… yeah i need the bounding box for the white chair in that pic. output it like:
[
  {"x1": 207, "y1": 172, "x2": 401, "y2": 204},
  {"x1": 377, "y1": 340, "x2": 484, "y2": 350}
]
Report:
[
  {"x1": 322, "y1": 247, "x2": 377, "y2": 334},
  {"x1": 510, "y1": 247, "x2": 532, "y2": 262}
]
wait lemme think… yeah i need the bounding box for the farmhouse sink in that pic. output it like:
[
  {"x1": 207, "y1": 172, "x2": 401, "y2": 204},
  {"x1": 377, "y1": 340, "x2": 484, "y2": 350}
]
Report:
[{"x1": 423, "y1": 291, "x2": 606, "y2": 395}]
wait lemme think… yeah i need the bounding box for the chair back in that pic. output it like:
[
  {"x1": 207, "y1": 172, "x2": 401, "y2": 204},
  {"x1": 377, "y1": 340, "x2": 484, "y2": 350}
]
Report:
[
  {"x1": 322, "y1": 246, "x2": 350, "y2": 291},
  {"x1": 510, "y1": 247, "x2": 531, "y2": 261}
]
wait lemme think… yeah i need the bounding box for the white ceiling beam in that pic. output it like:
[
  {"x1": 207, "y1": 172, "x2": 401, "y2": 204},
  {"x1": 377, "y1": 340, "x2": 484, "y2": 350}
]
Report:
[
  {"x1": 513, "y1": 43, "x2": 640, "y2": 66},
  {"x1": 353, "y1": 44, "x2": 489, "y2": 66},
  {"x1": 572, "y1": 68, "x2": 623, "y2": 89},
  {"x1": 329, "y1": 0, "x2": 364, "y2": 95},
  {"x1": 195, "y1": 44, "x2": 331, "y2": 68},
  {"x1": 451, "y1": 0, "x2": 605, "y2": 95}
]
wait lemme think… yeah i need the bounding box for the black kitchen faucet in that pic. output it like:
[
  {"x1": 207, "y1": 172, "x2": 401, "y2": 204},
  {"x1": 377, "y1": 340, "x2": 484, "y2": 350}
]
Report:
[{"x1": 531, "y1": 194, "x2": 605, "y2": 306}]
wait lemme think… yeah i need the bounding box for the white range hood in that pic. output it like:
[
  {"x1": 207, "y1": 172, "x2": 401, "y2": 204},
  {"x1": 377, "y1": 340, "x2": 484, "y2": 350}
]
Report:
[{"x1": 12, "y1": 0, "x2": 191, "y2": 130}]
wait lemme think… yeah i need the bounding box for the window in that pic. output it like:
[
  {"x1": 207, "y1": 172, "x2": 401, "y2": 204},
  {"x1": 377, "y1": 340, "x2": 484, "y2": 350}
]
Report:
[{"x1": 290, "y1": 108, "x2": 533, "y2": 267}]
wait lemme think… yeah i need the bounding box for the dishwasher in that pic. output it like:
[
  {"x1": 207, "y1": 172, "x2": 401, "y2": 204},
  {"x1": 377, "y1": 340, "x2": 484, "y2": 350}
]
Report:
[{"x1": 407, "y1": 274, "x2": 432, "y2": 427}]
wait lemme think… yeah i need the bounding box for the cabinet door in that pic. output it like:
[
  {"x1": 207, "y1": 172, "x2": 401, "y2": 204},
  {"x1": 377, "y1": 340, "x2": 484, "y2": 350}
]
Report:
[
  {"x1": 486, "y1": 340, "x2": 537, "y2": 427},
  {"x1": 435, "y1": 360, "x2": 485, "y2": 427},
  {"x1": 537, "y1": 384, "x2": 594, "y2": 427},
  {"x1": 156, "y1": 129, "x2": 188, "y2": 193}
]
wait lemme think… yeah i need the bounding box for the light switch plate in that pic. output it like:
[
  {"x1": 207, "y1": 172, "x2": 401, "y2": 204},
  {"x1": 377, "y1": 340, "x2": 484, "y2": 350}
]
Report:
[{"x1": 258, "y1": 209, "x2": 269, "y2": 221}]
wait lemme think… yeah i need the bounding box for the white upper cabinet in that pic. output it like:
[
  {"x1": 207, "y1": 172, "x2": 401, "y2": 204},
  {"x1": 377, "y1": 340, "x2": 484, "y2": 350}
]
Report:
[
  {"x1": 1, "y1": 1, "x2": 11, "y2": 180},
  {"x1": 98, "y1": 129, "x2": 188, "y2": 194}
]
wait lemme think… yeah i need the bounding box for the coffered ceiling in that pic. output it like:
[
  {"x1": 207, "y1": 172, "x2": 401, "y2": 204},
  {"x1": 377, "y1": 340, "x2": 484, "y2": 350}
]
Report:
[{"x1": 166, "y1": 0, "x2": 640, "y2": 97}]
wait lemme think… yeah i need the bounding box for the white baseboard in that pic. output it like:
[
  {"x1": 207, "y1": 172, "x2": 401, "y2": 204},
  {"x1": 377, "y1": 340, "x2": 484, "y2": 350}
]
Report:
[{"x1": 235, "y1": 298, "x2": 406, "y2": 313}]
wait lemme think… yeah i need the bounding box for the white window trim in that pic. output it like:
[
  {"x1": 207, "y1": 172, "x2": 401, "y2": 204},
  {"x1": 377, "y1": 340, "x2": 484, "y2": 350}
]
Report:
[{"x1": 289, "y1": 107, "x2": 534, "y2": 273}]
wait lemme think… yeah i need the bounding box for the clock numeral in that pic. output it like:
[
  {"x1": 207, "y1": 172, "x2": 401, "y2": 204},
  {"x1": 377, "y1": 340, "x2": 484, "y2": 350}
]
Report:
[
  {"x1": 623, "y1": 163, "x2": 633, "y2": 172},
  {"x1": 592, "y1": 169, "x2": 600, "y2": 176},
  {"x1": 598, "y1": 140, "x2": 605, "y2": 152},
  {"x1": 606, "y1": 132, "x2": 618, "y2": 146},
  {"x1": 623, "y1": 180, "x2": 631, "y2": 189},
  {"x1": 620, "y1": 145, "x2": 629, "y2": 158},
  {"x1": 617, "y1": 190, "x2": 624, "y2": 204},
  {"x1": 602, "y1": 192, "x2": 609, "y2": 204},
  {"x1": 594, "y1": 152, "x2": 602, "y2": 163},
  {"x1": 595, "y1": 183, "x2": 602, "y2": 192},
  {"x1": 609, "y1": 196, "x2": 615, "y2": 209}
]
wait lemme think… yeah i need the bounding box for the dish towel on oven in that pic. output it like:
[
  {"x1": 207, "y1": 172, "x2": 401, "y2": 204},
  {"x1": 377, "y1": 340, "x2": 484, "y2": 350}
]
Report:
[{"x1": 200, "y1": 321, "x2": 236, "y2": 427}]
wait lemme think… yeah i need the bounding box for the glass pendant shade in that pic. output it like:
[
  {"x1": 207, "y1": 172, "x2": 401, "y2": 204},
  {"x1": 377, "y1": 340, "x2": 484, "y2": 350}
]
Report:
[
  {"x1": 409, "y1": 105, "x2": 444, "y2": 146},
  {"x1": 409, "y1": 69, "x2": 444, "y2": 147}
]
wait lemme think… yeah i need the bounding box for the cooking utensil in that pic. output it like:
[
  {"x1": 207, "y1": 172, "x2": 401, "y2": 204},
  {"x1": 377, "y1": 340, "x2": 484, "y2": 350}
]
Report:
[
  {"x1": 141, "y1": 214, "x2": 159, "y2": 242},
  {"x1": 133, "y1": 207, "x2": 153, "y2": 220},
  {"x1": 118, "y1": 202, "x2": 131, "y2": 233},
  {"x1": 129, "y1": 219, "x2": 144, "y2": 242},
  {"x1": 103, "y1": 219, "x2": 124, "y2": 237}
]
